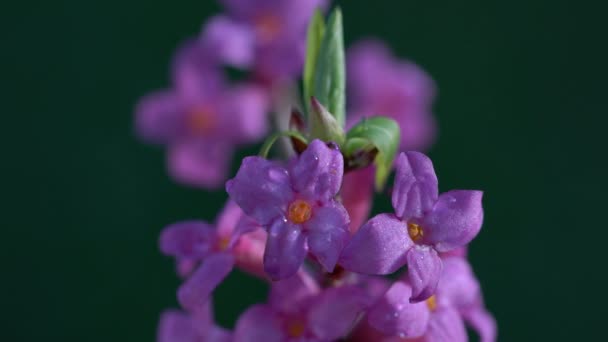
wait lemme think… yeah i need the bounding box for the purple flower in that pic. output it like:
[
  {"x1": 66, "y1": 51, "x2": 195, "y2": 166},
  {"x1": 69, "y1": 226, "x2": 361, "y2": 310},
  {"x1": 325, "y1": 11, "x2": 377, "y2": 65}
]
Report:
[
  {"x1": 366, "y1": 257, "x2": 496, "y2": 342},
  {"x1": 157, "y1": 301, "x2": 231, "y2": 342},
  {"x1": 135, "y1": 41, "x2": 268, "y2": 188},
  {"x1": 339, "y1": 151, "x2": 483, "y2": 301},
  {"x1": 233, "y1": 272, "x2": 368, "y2": 341},
  {"x1": 347, "y1": 39, "x2": 436, "y2": 151},
  {"x1": 159, "y1": 201, "x2": 264, "y2": 311},
  {"x1": 226, "y1": 139, "x2": 350, "y2": 280},
  {"x1": 367, "y1": 281, "x2": 431, "y2": 339},
  {"x1": 201, "y1": 0, "x2": 329, "y2": 82},
  {"x1": 438, "y1": 257, "x2": 497, "y2": 342},
  {"x1": 341, "y1": 167, "x2": 375, "y2": 234},
  {"x1": 199, "y1": 15, "x2": 255, "y2": 68},
  {"x1": 440, "y1": 246, "x2": 468, "y2": 259}
]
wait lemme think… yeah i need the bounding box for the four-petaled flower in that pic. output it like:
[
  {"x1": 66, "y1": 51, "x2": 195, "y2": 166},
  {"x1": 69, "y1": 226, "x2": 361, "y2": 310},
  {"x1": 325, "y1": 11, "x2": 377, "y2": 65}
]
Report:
[
  {"x1": 347, "y1": 39, "x2": 436, "y2": 151},
  {"x1": 201, "y1": 0, "x2": 329, "y2": 82},
  {"x1": 233, "y1": 272, "x2": 368, "y2": 342},
  {"x1": 159, "y1": 200, "x2": 265, "y2": 312},
  {"x1": 226, "y1": 139, "x2": 350, "y2": 280},
  {"x1": 135, "y1": 41, "x2": 268, "y2": 188},
  {"x1": 340, "y1": 151, "x2": 484, "y2": 301},
  {"x1": 366, "y1": 257, "x2": 496, "y2": 342}
]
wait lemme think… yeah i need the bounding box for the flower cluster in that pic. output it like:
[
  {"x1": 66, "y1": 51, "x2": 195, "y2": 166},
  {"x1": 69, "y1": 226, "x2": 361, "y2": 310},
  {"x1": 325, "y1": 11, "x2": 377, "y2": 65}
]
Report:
[{"x1": 138, "y1": 1, "x2": 496, "y2": 341}]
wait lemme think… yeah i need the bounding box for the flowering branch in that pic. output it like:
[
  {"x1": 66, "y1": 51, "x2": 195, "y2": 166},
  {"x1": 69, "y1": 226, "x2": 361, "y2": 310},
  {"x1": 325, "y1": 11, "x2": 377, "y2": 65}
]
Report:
[{"x1": 137, "y1": 1, "x2": 496, "y2": 341}]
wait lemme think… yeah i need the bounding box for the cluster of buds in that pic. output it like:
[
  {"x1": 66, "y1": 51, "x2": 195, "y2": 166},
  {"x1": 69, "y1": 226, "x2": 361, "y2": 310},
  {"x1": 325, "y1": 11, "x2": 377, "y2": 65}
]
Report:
[{"x1": 136, "y1": 1, "x2": 495, "y2": 341}]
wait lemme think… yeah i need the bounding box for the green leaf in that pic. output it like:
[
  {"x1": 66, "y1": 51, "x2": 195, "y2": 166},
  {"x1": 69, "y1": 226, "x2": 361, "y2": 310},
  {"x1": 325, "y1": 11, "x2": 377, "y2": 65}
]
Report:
[
  {"x1": 303, "y1": 9, "x2": 325, "y2": 117},
  {"x1": 258, "y1": 131, "x2": 308, "y2": 158},
  {"x1": 345, "y1": 117, "x2": 401, "y2": 190},
  {"x1": 312, "y1": 7, "x2": 345, "y2": 127}
]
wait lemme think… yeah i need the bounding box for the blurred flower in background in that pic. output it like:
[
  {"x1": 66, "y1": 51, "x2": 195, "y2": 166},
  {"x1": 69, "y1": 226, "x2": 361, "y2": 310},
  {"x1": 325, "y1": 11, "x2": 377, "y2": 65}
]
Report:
[
  {"x1": 207, "y1": 0, "x2": 330, "y2": 82},
  {"x1": 347, "y1": 39, "x2": 436, "y2": 151},
  {"x1": 135, "y1": 41, "x2": 268, "y2": 188}
]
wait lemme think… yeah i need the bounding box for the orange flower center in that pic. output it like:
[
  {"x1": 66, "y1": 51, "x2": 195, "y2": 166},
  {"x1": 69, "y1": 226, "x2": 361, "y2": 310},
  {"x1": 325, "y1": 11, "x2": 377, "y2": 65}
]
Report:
[
  {"x1": 287, "y1": 320, "x2": 306, "y2": 338},
  {"x1": 407, "y1": 222, "x2": 424, "y2": 242},
  {"x1": 188, "y1": 106, "x2": 216, "y2": 134},
  {"x1": 426, "y1": 295, "x2": 437, "y2": 311},
  {"x1": 288, "y1": 200, "x2": 312, "y2": 224},
  {"x1": 217, "y1": 236, "x2": 230, "y2": 251},
  {"x1": 254, "y1": 14, "x2": 281, "y2": 42}
]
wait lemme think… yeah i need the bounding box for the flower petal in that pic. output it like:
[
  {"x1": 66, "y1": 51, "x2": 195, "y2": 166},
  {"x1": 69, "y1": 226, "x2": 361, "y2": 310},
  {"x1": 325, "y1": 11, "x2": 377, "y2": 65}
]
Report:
[
  {"x1": 218, "y1": 0, "x2": 266, "y2": 22},
  {"x1": 159, "y1": 221, "x2": 216, "y2": 260},
  {"x1": 189, "y1": 303, "x2": 233, "y2": 342},
  {"x1": 422, "y1": 190, "x2": 484, "y2": 252},
  {"x1": 263, "y1": 219, "x2": 307, "y2": 280},
  {"x1": 176, "y1": 258, "x2": 197, "y2": 278},
  {"x1": 339, "y1": 214, "x2": 412, "y2": 275},
  {"x1": 290, "y1": 139, "x2": 344, "y2": 200},
  {"x1": 171, "y1": 40, "x2": 224, "y2": 102},
  {"x1": 135, "y1": 90, "x2": 184, "y2": 144},
  {"x1": 439, "y1": 246, "x2": 468, "y2": 259},
  {"x1": 347, "y1": 39, "x2": 394, "y2": 107},
  {"x1": 215, "y1": 200, "x2": 244, "y2": 241},
  {"x1": 233, "y1": 305, "x2": 285, "y2": 342},
  {"x1": 229, "y1": 214, "x2": 263, "y2": 249},
  {"x1": 269, "y1": 271, "x2": 319, "y2": 314},
  {"x1": 157, "y1": 310, "x2": 198, "y2": 342},
  {"x1": 463, "y1": 305, "x2": 497, "y2": 342},
  {"x1": 392, "y1": 152, "x2": 438, "y2": 220},
  {"x1": 232, "y1": 229, "x2": 267, "y2": 278},
  {"x1": 407, "y1": 245, "x2": 442, "y2": 302},
  {"x1": 214, "y1": 200, "x2": 263, "y2": 251},
  {"x1": 425, "y1": 308, "x2": 467, "y2": 342},
  {"x1": 436, "y1": 257, "x2": 479, "y2": 309},
  {"x1": 255, "y1": 37, "x2": 306, "y2": 80},
  {"x1": 202, "y1": 326, "x2": 232, "y2": 342},
  {"x1": 305, "y1": 202, "x2": 350, "y2": 272},
  {"x1": 222, "y1": 85, "x2": 269, "y2": 143},
  {"x1": 308, "y1": 286, "x2": 369, "y2": 340},
  {"x1": 346, "y1": 39, "x2": 437, "y2": 151},
  {"x1": 167, "y1": 140, "x2": 232, "y2": 189},
  {"x1": 205, "y1": 330, "x2": 232, "y2": 342},
  {"x1": 361, "y1": 276, "x2": 392, "y2": 306},
  {"x1": 341, "y1": 167, "x2": 375, "y2": 234},
  {"x1": 367, "y1": 281, "x2": 430, "y2": 338},
  {"x1": 226, "y1": 157, "x2": 293, "y2": 225},
  {"x1": 177, "y1": 253, "x2": 234, "y2": 311},
  {"x1": 201, "y1": 15, "x2": 254, "y2": 68}
]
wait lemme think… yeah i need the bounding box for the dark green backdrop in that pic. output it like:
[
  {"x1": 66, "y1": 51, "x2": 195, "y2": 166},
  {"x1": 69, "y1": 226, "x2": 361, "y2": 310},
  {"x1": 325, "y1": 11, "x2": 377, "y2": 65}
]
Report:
[{"x1": 4, "y1": 0, "x2": 606, "y2": 341}]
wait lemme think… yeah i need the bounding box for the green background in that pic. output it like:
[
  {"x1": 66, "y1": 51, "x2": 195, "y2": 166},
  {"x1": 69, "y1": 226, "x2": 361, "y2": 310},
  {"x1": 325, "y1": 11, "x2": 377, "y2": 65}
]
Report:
[{"x1": 3, "y1": 0, "x2": 605, "y2": 340}]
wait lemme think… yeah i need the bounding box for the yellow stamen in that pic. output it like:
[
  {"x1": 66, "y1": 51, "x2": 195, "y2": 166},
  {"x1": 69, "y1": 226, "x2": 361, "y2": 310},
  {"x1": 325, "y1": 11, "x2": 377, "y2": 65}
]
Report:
[
  {"x1": 188, "y1": 106, "x2": 216, "y2": 134},
  {"x1": 217, "y1": 237, "x2": 230, "y2": 251},
  {"x1": 287, "y1": 320, "x2": 306, "y2": 337},
  {"x1": 407, "y1": 222, "x2": 424, "y2": 242},
  {"x1": 426, "y1": 295, "x2": 437, "y2": 311},
  {"x1": 255, "y1": 14, "x2": 281, "y2": 42},
  {"x1": 288, "y1": 200, "x2": 312, "y2": 224}
]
